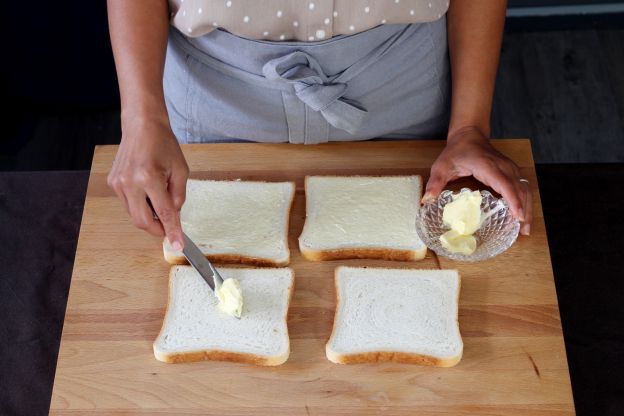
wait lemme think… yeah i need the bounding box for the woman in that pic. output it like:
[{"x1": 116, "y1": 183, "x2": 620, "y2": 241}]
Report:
[{"x1": 107, "y1": 0, "x2": 531, "y2": 251}]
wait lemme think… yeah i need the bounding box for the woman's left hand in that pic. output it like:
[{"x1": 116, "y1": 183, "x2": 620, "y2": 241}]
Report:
[{"x1": 424, "y1": 127, "x2": 532, "y2": 236}]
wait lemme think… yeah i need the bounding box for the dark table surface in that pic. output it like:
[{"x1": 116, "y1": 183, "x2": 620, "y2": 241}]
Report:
[{"x1": 0, "y1": 167, "x2": 623, "y2": 416}]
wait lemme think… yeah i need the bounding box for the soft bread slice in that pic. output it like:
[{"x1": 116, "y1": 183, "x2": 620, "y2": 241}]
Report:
[
  {"x1": 163, "y1": 179, "x2": 295, "y2": 266},
  {"x1": 326, "y1": 267, "x2": 462, "y2": 367},
  {"x1": 154, "y1": 266, "x2": 294, "y2": 365},
  {"x1": 298, "y1": 176, "x2": 426, "y2": 261}
]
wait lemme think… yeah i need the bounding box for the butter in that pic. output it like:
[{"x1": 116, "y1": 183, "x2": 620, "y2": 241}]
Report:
[
  {"x1": 442, "y1": 190, "x2": 483, "y2": 235},
  {"x1": 216, "y1": 278, "x2": 243, "y2": 318},
  {"x1": 440, "y1": 190, "x2": 483, "y2": 255},
  {"x1": 440, "y1": 230, "x2": 477, "y2": 255}
]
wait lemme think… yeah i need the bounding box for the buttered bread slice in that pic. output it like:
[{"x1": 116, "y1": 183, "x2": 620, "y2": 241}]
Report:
[
  {"x1": 154, "y1": 266, "x2": 294, "y2": 365},
  {"x1": 164, "y1": 179, "x2": 295, "y2": 266},
  {"x1": 298, "y1": 175, "x2": 426, "y2": 261}
]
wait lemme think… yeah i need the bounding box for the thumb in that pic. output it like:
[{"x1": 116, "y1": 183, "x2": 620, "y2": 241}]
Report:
[{"x1": 423, "y1": 166, "x2": 449, "y2": 202}]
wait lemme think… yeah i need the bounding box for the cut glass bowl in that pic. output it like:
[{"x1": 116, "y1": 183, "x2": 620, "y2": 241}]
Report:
[{"x1": 415, "y1": 188, "x2": 520, "y2": 262}]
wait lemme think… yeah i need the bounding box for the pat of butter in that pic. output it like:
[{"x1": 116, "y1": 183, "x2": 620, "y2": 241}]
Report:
[
  {"x1": 440, "y1": 229, "x2": 477, "y2": 255},
  {"x1": 440, "y1": 190, "x2": 483, "y2": 255},
  {"x1": 442, "y1": 190, "x2": 483, "y2": 235},
  {"x1": 216, "y1": 278, "x2": 243, "y2": 318}
]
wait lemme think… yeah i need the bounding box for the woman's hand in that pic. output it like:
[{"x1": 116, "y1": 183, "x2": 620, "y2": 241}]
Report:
[
  {"x1": 424, "y1": 127, "x2": 532, "y2": 236},
  {"x1": 107, "y1": 1, "x2": 186, "y2": 247},
  {"x1": 107, "y1": 116, "x2": 189, "y2": 250}
]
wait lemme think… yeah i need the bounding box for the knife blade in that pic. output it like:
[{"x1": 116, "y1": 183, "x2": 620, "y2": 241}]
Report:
[
  {"x1": 181, "y1": 232, "x2": 224, "y2": 292},
  {"x1": 145, "y1": 197, "x2": 225, "y2": 295}
]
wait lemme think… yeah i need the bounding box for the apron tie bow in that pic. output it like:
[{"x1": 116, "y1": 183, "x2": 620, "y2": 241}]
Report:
[{"x1": 263, "y1": 51, "x2": 367, "y2": 134}]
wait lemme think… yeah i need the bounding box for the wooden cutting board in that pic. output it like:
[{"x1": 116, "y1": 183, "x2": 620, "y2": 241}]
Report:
[{"x1": 50, "y1": 140, "x2": 575, "y2": 415}]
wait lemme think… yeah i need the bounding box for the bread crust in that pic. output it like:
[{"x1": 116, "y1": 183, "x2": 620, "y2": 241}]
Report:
[
  {"x1": 299, "y1": 175, "x2": 426, "y2": 262},
  {"x1": 163, "y1": 180, "x2": 296, "y2": 267},
  {"x1": 325, "y1": 266, "x2": 463, "y2": 367},
  {"x1": 154, "y1": 348, "x2": 289, "y2": 366},
  {"x1": 325, "y1": 348, "x2": 462, "y2": 367},
  {"x1": 163, "y1": 249, "x2": 290, "y2": 267},
  {"x1": 153, "y1": 266, "x2": 295, "y2": 366},
  {"x1": 300, "y1": 246, "x2": 427, "y2": 262}
]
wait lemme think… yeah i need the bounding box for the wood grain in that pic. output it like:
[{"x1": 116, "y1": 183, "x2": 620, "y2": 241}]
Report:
[{"x1": 50, "y1": 140, "x2": 574, "y2": 415}]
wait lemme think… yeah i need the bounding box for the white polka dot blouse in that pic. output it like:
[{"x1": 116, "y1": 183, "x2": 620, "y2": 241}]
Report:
[{"x1": 170, "y1": 0, "x2": 449, "y2": 40}]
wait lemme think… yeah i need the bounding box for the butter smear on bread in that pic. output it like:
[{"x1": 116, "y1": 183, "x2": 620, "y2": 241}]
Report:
[
  {"x1": 216, "y1": 278, "x2": 244, "y2": 318},
  {"x1": 440, "y1": 190, "x2": 483, "y2": 255}
]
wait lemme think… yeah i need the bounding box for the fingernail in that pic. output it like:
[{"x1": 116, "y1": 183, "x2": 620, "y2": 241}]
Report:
[
  {"x1": 172, "y1": 241, "x2": 183, "y2": 251},
  {"x1": 518, "y1": 208, "x2": 525, "y2": 222},
  {"x1": 522, "y1": 224, "x2": 531, "y2": 236},
  {"x1": 422, "y1": 192, "x2": 435, "y2": 203}
]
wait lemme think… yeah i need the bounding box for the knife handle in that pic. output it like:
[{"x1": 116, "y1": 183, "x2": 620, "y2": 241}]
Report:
[{"x1": 146, "y1": 198, "x2": 160, "y2": 221}]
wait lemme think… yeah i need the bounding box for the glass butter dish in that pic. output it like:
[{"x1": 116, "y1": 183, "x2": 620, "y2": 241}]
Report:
[{"x1": 415, "y1": 188, "x2": 520, "y2": 262}]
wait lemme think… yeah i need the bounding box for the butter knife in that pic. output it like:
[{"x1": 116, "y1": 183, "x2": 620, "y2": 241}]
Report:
[
  {"x1": 181, "y1": 232, "x2": 224, "y2": 292},
  {"x1": 145, "y1": 198, "x2": 224, "y2": 293}
]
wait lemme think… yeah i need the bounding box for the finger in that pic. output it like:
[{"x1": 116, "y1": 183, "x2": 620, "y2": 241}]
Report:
[
  {"x1": 146, "y1": 183, "x2": 184, "y2": 251},
  {"x1": 424, "y1": 162, "x2": 452, "y2": 202},
  {"x1": 474, "y1": 168, "x2": 525, "y2": 221},
  {"x1": 126, "y1": 190, "x2": 165, "y2": 237},
  {"x1": 168, "y1": 162, "x2": 189, "y2": 211},
  {"x1": 520, "y1": 180, "x2": 533, "y2": 236},
  {"x1": 497, "y1": 161, "x2": 531, "y2": 229},
  {"x1": 107, "y1": 173, "x2": 131, "y2": 214},
  {"x1": 116, "y1": 188, "x2": 131, "y2": 215}
]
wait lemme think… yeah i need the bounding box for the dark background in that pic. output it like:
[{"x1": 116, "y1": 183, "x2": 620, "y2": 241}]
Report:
[{"x1": 0, "y1": 1, "x2": 623, "y2": 415}]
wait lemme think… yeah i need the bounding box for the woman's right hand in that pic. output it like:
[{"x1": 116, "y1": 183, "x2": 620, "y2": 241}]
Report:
[{"x1": 107, "y1": 116, "x2": 189, "y2": 251}]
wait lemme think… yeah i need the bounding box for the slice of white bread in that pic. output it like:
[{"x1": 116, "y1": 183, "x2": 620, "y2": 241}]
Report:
[
  {"x1": 163, "y1": 179, "x2": 295, "y2": 266},
  {"x1": 298, "y1": 176, "x2": 426, "y2": 261},
  {"x1": 326, "y1": 267, "x2": 462, "y2": 367},
  {"x1": 154, "y1": 266, "x2": 294, "y2": 365}
]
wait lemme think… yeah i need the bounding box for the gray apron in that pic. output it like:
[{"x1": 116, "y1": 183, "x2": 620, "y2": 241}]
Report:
[{"x1": 164, "y1": 17, "x2": 449, "y2": 144}]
